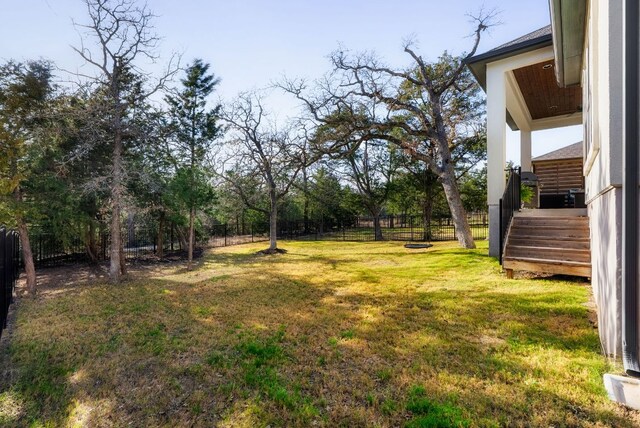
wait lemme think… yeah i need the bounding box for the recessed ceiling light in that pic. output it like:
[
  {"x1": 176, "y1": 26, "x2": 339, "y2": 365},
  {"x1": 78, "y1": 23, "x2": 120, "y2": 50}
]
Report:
[{"x1": 543, "y1": 64, "x2": 553, "y2": 70}]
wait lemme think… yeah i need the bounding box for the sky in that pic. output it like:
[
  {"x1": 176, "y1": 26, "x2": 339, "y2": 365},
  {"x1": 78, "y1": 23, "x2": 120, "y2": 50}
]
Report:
[{"x1": 0, "y1": 0, "x2": 582, "y2": 164}]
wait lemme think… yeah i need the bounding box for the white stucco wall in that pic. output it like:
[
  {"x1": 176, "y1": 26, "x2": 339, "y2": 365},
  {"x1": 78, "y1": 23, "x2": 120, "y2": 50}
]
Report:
[
  {"x1": 589, "y1": 189, "x2": 623, "y2": 356},
  {"x1": 584, "y1": 0, "x2": 623, "y2": 199},
  {"x1": 584, "y1": 0, "x2": 624, "y2": 357}
]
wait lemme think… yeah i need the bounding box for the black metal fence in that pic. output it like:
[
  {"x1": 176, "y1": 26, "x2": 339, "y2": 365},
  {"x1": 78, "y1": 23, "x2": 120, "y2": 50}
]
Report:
[
  {"x1": 204, "y1": 223, "x2": 269, "y2": 248},
  {"x1": 0, "y1": 228, "x2": 20, "y2": 339},
  {"x1": 30, "y1": 229, "x2": 95, "y2": 268},
  {"x1": 26, "y1": 223, "x2": 270, "y2": 268},
  {"x1": 276, "y1": 212, "x2": 488, "y2": 243},
  {"x1": 499, "y1": 167, "x2": 521, "y2": 264},
  {"x1": 25, "y1": 211, "x2": 487, "y2": 269}
]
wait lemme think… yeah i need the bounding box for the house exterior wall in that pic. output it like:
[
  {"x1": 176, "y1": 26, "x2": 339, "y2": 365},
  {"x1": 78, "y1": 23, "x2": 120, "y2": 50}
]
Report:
[
  {"x1": 583, "y1": 0, "x2": 624, "y2": 357},
  {"x1": 589, "y1": 188, "x2": 623, "y2": 356}
]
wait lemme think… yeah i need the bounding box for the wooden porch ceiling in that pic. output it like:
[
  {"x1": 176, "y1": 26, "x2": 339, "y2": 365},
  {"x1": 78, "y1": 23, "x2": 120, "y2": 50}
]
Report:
[{"x1": 512, "y1": 60, "x2": 582, "y2": 120}]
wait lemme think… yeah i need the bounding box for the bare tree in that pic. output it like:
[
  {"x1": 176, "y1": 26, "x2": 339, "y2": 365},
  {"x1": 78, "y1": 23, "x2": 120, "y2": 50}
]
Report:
[
  {"x1": 327, "y1": 139, "x2": 395, "y2": 240},
  {"x1": 281, "y1": 14, "x2": 494, "y2": 249},
  {"x1": 71, "y1": 0, "x2": 178, "y2": 282},
  {"x1": 220, "y1": 93, "x2": 309, "y2": 253}
]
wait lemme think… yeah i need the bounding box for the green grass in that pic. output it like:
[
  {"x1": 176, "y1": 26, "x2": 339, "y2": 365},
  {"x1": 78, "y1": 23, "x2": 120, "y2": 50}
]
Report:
[{"x1": 0, "y1": 240, "x2": 635, "y2": 427}]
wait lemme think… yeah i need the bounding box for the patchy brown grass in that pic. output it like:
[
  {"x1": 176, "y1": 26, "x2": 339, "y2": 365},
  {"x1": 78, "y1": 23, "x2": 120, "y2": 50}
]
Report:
[{"x1": 0, "y1": 240, "x2": 638, "y2": 427}]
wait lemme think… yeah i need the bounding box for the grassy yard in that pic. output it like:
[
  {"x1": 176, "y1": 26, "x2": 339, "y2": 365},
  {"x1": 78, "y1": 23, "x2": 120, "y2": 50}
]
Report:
[{"x1": 0, "y1": 241, "x2": 637, "y2": 427}]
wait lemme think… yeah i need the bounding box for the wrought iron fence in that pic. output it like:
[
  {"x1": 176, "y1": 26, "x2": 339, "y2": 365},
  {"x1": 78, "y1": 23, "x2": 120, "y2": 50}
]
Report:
[
  {"x1": 204, "y1": 223, "x2": 269, "y2": 248},
  {"x1": 29, "y1": 229, "x2": 94, "y2": 268},
  {"x1": 0, "y1": 228, "x2": 20, "y2": 339},
  {"x1": 29, "y1": 223, "x2": 187, "y2": 267},
  {"x1": 25, "y1": 211, "x2": 488, "y2": 269},
  {"x1": 26, "y1": 222, "x2": 268, "y2": 268},
  {"x1": 276, "y1": 212, "x2": 488, "y2": 243}
]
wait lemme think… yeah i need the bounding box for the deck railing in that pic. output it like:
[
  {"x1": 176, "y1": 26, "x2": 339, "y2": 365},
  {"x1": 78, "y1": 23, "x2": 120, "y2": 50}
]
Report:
[{"x1": 499, "y1": 167, "x2": 521, "y2": 264}]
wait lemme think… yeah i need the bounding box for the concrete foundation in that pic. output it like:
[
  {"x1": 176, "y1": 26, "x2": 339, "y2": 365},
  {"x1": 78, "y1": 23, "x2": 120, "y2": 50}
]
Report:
[{"x1": 604, "y1": 374, "x2": 640, "y2": 410}]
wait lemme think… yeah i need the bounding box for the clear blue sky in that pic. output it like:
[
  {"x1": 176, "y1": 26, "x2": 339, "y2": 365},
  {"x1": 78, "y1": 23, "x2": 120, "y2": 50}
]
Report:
[{"x1": 0, "y1": 0, "x2": 581, "y2": 163}]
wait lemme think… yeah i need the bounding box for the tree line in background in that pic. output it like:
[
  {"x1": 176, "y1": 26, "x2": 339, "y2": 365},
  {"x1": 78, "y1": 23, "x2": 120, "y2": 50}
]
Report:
[{"x1": 0, "y1": 0, "x2": 491, "y2": 292}]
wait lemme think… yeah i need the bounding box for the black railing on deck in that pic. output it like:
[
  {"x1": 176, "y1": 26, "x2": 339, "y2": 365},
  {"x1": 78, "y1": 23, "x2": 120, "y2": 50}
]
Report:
[
  {"x1": 0, "y1": 228, "x2": 20, "y2": 339},
  {"x1": 499, "y1": 167, "x2": 521, "y2": 264}
]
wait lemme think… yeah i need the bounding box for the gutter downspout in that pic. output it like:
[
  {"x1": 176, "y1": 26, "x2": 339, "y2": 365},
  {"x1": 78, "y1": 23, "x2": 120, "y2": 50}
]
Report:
[{"x1": 622, "y1": 0, "x2": 640, "y2": 377}]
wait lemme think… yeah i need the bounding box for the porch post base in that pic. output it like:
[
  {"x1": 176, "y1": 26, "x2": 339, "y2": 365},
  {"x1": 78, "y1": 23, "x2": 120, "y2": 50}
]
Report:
[{"x1": 489, "y1": 204, "x2": 500, "y2": 257}]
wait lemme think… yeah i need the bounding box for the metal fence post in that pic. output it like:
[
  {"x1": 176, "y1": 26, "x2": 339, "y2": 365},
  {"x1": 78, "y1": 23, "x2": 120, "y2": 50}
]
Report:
[{"x1": 1, "y1": 227, "x2": 20, "y2": 338}]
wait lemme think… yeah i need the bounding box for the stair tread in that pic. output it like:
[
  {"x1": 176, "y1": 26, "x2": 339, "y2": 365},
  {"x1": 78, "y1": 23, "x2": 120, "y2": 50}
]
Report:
[
  {"x1": 514, "y1": 218, "x2": 588, "y2": 222},
  {"x1": 508, "y1": 234, "x2": 589, "y2": 241},
  {"x1": 514, "y1": 216, "x2": 588, "y2": 220},
  {"x1": 502, "y1": 256, "x2": 591, "y2": 267},
  {"x1": 513, "y1": 222, "x2": 589, "y2": 229},
  {"x1": 509, "y1": 238, "x2": 589, "y2": 244},
  {"x1": 507, "y1": 245, "x2": 590, "y2": 253}
]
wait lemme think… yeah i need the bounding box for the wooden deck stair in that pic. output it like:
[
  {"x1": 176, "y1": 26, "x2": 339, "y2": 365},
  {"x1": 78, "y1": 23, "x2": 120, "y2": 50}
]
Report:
[{"x1": 503, "y1": 210, "x2": 591, "y2": 278}]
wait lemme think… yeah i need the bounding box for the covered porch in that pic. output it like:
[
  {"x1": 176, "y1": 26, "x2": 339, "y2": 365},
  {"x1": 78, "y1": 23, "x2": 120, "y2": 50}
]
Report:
[{"x1": 467, "y1": 25, "x2": 583, "y2": 257}]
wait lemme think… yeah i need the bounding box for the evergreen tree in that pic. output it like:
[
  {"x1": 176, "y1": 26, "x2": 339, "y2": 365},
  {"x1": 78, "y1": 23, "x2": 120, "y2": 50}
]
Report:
[
  {"x1": 0, "y1": 60, "x2": 54, "y2": 295},
  {"x1": 165, "y1": 59, "x2": 221, "y2": 268}
]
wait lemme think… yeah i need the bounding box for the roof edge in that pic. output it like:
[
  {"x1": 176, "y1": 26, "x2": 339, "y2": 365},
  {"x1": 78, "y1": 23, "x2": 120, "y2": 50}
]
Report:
[
  {"x1": 532, "y1": 141, "x2": 584, "y2": 161},
  {"x1": 466, "y1": 33, "x2": 553, "y2": 66}
]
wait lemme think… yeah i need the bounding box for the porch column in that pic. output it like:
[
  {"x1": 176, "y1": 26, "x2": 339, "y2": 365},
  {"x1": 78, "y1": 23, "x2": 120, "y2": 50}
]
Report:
[
  {"x1": 520, "y1": 130, "x2": 532, "y2": 172},
  {"x1": 486, "y1": 64, "x2": 507, "y2": 257}
]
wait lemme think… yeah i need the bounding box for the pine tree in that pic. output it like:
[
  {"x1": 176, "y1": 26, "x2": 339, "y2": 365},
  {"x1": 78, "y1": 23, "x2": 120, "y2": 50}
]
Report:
[
  {"x1": 165, "y1": 59, "x2": 221, "y2": 269},
  {"x1": 0, "y1": 60, "x2": 54, "y2": 295}
]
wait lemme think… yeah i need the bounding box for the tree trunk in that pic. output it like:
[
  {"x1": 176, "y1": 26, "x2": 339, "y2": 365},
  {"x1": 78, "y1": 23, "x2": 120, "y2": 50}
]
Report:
[
  {"x1": 86, "y1": 221, "x2": 98, "y2": 263},
  {"x1": 176, "y1": 226, "x2": 188, "y2": 250},
  {"x1": 11, "y1": 179, "x2": 36, "y2": 295},
  {"x1": 302, "y1": 168, "x2": 309, "y2": 233},
  {"x1": 439, "y1": 164, "x2": 475, "y2": 249},
  {"x1": 157, "y1": 211, "x2": 165, "y2": 259},
  {"x1": 119, "y1": 241, "x2": 127, "y2": 275},
  {"x1": 422, "y1": 178, "x2": 434, "y2": 241},
  {"x1": 187, "y1": 206, "x2": 195, "y2": 269},
  {"x1": 16, "y1": 217, "x2": 36, "y2": 296},
  {"x1": 422, "y1": 200, "x2": 433, "y2": 241},
  {"x1": 109, "y1": 195, "x2": 122, "y2": 282},
  {"x1": 109, "y1": 128, "x2": 124, "y2": 283},
  {"x1": 373, "y1": 212, "x2": 383, "y2": 241},
  {"x1": 269, "y1": 189, "x2": 278, "y2": 251}
]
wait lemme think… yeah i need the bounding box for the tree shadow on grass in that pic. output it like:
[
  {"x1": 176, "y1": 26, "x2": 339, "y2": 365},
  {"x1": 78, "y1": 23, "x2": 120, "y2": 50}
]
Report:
[{"x1": 0, "y1": 251, "x2": 636, "y2": 427}]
